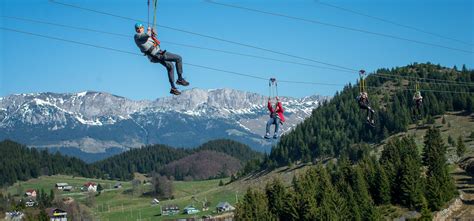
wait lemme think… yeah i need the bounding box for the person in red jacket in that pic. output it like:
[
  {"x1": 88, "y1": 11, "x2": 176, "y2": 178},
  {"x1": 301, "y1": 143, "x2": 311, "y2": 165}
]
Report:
[{"x1": 265, "y1": 97, "x2": 285, "y2": 139}]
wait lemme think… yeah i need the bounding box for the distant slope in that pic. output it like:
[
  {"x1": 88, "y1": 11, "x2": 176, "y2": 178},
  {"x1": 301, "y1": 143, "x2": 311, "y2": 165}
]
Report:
[
  {"x1": 197, "y1": 139, "x2": 263, "y2": 163},
  {"x1": 94, "y1": 139, "x2": 262, "y2": 180},
  {"x1": 93, "y1": 144, "x2": 190, "y2": 180},
  {"x1": 159, "y1": 150, "x2": 242, "y2": 180},
  {"x1": 0, "y1": 140, "x2": 100, "y2": 186},
  {"x1": 269, "y1": 63, "x2": 473, "y2": 167}
]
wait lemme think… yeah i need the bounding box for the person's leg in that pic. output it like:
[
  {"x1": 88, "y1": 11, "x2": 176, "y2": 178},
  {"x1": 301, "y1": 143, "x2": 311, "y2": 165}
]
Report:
[
  {"x1": 162, "y1": 51, "x2": 183, "y2": 80},
  {"x1": 369, "y1": 107, "x2": 375, "y2": 122},
  {"x1": 265, "y1": 118, "x2": 274, "y2": 138},
  {"x1": 274, "y1": 118, "x2": 281, "y2": 138},
  {"x1": 158, "y1": 59, "x2": 176, "y2": 89}
]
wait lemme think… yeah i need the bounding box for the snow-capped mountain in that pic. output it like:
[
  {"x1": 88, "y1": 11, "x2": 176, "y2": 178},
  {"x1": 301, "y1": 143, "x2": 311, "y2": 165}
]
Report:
[{"x1": 0, "y1": 88, "x2": 328, "y2": 160}]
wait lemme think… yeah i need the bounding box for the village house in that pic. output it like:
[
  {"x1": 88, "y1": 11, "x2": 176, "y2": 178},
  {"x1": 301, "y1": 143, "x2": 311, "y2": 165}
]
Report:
[
  {"x1": 25, "y1": 199, "x2": 36, "y2": 207},
  {"x1": 216, "y1": 202, "x2": 235, "y2": 213},
  {"x1": 161, "y1": 204, "x2": 180, "y2": 216},
  {"x1": 4, "y1": 211, "x2": 24, "y2": 220},
  {"x1": 83, "y1": 182, "x2": 97, "y2": 192},
  {"x1": 114, "y1": 182, "x2": 122, "y2": 189},
  {"x1": 183, "y1": 205, "x2": 200, "y2": 215},
  {"x1": 151, "y1": 198, "x2": 160, "y2": 206},
  {"x1": 55, "y1": 183, "x2": 69, "y2": 190},
  {"x1": 62, "y1": 185, "x2": 73, "y2": 191},
  {"x1": 24, "y1": 189, "x2": 37, "y2": 198},
  {"x1": 47, "y1": 208, "x2": 67, "y2": 221}
]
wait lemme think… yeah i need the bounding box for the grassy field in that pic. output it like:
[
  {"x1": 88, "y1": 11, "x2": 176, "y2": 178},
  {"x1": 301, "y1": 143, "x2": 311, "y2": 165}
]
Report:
[
  {"x1": 6, "y1": 175, "x2": 235, "y2": 221},
  {"x1": 374, "y1": 112, "x2": 474, "y2": 161},
  {"x1": 5, "y1": 113, "x2": 472, "y2": 220}
]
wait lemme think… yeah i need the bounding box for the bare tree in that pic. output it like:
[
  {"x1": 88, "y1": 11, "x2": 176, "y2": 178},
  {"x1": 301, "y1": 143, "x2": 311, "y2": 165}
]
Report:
[
  {"x1": 131, "y1": 179, "x2": 141, "y2": 197},
  {"x1": 151, "y1": 172, "x2": 173, "y2": 199}
]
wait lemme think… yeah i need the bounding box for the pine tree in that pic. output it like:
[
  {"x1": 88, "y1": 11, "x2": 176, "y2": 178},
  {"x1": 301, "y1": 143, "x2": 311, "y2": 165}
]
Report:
[
  {"x1": 374, "y1": 163, "x2": 391, "y2": 205},
  {"x1": 235, "y1": 188, "x2": 273, "y2": 220},
  {"x1": 423, "y1": 127, "x2": 456, "y2": 210},
  {"x1": 265, "y1": 178, "x2": 288, "y2": 219},
  {"x1": 37, "y1": 209, "x2": 49, "y2": 221},
  {"x1": 351, "y1": 167, "x2": 375, "y2": 219},
  {"x1": 419, "y1": 197, "x2": 433, "y2": 221},
  {"x1": 456, "y1": 135, "x2": 466, "y2": 158},
  {"x1": 448, "y1": 135, "x2": 455, "y2": 146},
  {"x1": 399, "y1": 157, "x2": 423, "y2": 209}
]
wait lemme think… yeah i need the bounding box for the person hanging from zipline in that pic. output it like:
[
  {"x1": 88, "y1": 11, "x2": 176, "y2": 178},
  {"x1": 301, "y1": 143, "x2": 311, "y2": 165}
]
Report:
[
  {"x1": 265, "y1": 96, "x2": 285, "y2": 139},
  {"x1": 265, "y1": 78, "x2": 285, "y2": 139},
  {"x1": 356, "y1": 70, "x2": 375, "y2": 127},
  {"x1": 412, "y1": 83, "x2": 423, "y2": 119},
  {"x1": 357, "y1": 91, "x2": 375, "y2": 126},
  {"x1": 134, "y1": 23, "x2": 189, "y2": 95}
]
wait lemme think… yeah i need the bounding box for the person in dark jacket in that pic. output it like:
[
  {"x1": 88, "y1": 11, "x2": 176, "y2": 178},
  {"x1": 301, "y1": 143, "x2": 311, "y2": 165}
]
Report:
[
  {"x1": 357, "y1": 92, "x2": 375, "y2": 126},
  {"x1": 134, "y1": 23, "x2": 189, "y2": 95},
  {"x1": 412, "y1": 91, "x2": 423, "y2": 119}
]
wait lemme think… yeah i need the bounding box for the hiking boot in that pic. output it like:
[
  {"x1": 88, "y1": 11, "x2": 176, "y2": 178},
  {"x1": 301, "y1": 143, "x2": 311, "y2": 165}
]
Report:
[
  {"x1": 176, "y1": 78, "x2": 190, "y2": 86},
  {"x1": 170, "y1": 88, "x2": 181, "y2": 95}
]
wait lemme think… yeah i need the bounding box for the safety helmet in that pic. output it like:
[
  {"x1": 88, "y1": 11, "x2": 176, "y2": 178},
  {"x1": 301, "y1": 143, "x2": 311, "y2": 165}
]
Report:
[{"x1": 135, "y1": 23, "x2": 144, "y2": 29}]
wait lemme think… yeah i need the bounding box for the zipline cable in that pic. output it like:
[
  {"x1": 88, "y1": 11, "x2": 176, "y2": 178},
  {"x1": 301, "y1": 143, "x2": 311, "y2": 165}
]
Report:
[
  {"x1": 315, "y1": 1, "x2": 473, "y2": 46},
  {"x1": 0, "y1": 15, "x2": 353, "y2": 74},
  {"x1": 205, "y1": 0, "x2": 473, "y2": 54},
  {"x1": 4, "y1": 15, "x2": 472, "y2": 87},
  {"x1": 48, "y1": 0, "x2": 359, "y2": 72},
  {"x1": 2, "y1": 26, "x2": 472, "y2": 95}
]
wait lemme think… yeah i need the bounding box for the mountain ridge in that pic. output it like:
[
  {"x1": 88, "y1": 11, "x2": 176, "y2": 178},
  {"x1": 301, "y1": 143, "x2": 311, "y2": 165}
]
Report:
[{"x1": 0, "y1": 88, "x2": 328, "y2": 160}]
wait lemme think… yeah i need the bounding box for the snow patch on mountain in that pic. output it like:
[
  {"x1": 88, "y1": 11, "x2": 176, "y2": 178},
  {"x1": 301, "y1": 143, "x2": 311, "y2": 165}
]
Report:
[{"x1": 0, "y1": 88, "x2": 329, "y2": 154}]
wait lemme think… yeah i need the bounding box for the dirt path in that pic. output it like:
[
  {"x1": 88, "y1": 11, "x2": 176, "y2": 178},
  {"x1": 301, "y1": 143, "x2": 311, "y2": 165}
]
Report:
[{"x1": 447, "y1": 166, "x2": 474, "y2": 220}]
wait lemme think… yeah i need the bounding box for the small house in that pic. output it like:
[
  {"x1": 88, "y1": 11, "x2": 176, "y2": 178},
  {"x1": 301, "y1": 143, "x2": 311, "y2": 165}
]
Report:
[
  {"x1": 216, "y1": 202, "x2": 235, "y2": 213},
  {"x1": 25, "y1": 199, "x2": 36, "y2": 207},
  {"x1": 47, "y1": 208, "x2": 67, "y2": 221},
  {"x1": 161, "y1": 204, "x2": 180, "y2": 216},
  {"x1": 83, "y1": 182, "x2": 97, "y2": 192},
  {"x1": 183, "y1": 205, "x2": 200, "y2": 215},
  {"x1": 151, "y1": 198, "x2": 160, "y2": 206},
  {"x1": 5, "y1": 211, "x2": 24, "y2": 220},
  {"x1": 55, "y1": 183, "x2": 69, "y2": 190},
  {"x1": 62, "y1": 186, "x2": 73, "y2": 191},
  {"x1": 114, "y1": 182, "x2": 122, "y2": 189},
  {"x1": 24, "y1": 189, "x2": 37, "y2": 198}
]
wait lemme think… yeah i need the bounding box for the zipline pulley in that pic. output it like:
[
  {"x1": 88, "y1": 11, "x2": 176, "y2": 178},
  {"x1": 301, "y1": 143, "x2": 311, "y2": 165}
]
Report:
[{"x1": 269, "y1": 77, "x2": 278, "y2": 99}]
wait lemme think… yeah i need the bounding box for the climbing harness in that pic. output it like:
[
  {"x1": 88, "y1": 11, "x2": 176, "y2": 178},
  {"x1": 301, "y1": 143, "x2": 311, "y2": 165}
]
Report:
[{"x1": 359, "y1": 70, "x2": 367, "y2": 93}]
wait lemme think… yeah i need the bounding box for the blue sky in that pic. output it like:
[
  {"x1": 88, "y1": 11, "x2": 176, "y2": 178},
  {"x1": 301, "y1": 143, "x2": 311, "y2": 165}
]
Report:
[{"x1": 1, "y1": 0, "x2": 473, "y2": 100}]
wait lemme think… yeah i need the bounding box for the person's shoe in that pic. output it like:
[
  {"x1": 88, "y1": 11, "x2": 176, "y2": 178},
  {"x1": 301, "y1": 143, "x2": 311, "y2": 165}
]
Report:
[
  {"x1": 176, "y1": 78, "x2": 190, "y2": 86},
  {"x1": 170, "y1": 88, "x2": 181, "y2": 95},
  {"x1": 264, "y1": 133, "x2": 271, "y2": 139},
  {"x1": 371, "y1": 119, "x2": 375, "y2": 125},
  {"x1": 273, "y1": 134, "x2": 278, "y2": 139}
]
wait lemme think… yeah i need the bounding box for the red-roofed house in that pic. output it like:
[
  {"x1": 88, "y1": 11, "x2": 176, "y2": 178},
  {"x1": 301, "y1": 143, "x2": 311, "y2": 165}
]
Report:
[
  {"x1": 24, "y1": 189, "x2": 37, "y2": 198},
  {"x1": 83, "y1": 182, "x2": 97, "y2": 192}
]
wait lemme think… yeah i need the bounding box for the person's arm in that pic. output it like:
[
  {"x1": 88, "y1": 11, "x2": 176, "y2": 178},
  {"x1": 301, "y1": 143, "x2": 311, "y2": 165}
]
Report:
[
  {"x1": 276, "y1": 97, "x2": 284, "y2": 113},
  {"x1": 267, "y1": 99, "x2": 274, "y2": 113}
]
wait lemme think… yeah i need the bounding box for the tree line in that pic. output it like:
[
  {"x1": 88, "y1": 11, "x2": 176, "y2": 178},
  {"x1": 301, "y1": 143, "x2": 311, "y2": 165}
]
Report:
[
  {"x1": 94, "y1": 139, "x2": 263, "y2": 180},
  {"x1": 0, "y1": 140, "x2": 101, "y2": 186},
  {"x1": 236, "y1": 127, "x2": 456, "y2": 220},
  {"x1": 267, "y1": 63, "x2": 473, "y2": 168}
]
